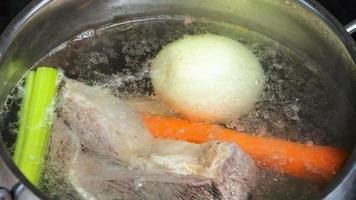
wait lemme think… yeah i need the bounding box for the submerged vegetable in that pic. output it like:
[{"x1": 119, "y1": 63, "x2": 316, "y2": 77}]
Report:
[
  {"x1": 150, "y1": 34, "x2": 265, "y2": 122},
  {"x1": 13, "y1": 67, "x2": 59, "y2": 186},
  {"x1": 14, "y1": 71, "x2": 36, "y2": 164},
  {"x1": 142, "y1": 114, "x2": 349, "y2": 184}
]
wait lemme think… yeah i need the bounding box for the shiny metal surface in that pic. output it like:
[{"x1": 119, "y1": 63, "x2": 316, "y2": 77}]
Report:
[
  {"x1": 346, "y1": 19, "x2": 356, "y2": 34},
  {"x1": 0, "y1": 0, "x2": 355, "y2": 199},
  {"x1": 0, "y1": 159, "x2": 17, "y2": 190},
  {"x1": 0, "y1": 188, "x2": 12, "y2": 200}
]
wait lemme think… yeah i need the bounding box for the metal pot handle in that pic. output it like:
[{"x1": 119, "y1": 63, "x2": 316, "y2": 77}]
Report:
[
  {"x1": 346, "y1": 19, "x2": 356, "y2": 34},
  {"x1": 0, "y1": 183, "x2": 24, "y2": 200}
]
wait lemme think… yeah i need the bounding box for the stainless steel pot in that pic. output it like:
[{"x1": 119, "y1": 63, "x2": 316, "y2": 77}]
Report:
[{"x1": 0, "y1": 0, "x2": 355, "y2": 199}]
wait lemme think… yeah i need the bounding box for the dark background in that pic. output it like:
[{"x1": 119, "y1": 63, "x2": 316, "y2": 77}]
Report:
[{"x1": 0, "y1": 0, "x2": 355, "y2": 37}]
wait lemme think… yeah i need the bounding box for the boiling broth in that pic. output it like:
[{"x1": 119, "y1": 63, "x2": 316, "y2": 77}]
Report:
[{"x1": 0, "y1": 15, "x2": 354, "y2": 200}]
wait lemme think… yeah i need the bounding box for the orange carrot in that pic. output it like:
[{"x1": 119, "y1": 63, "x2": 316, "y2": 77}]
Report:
[{"x1": 142, "y1": 113, "x2": 349, "y2": 184}]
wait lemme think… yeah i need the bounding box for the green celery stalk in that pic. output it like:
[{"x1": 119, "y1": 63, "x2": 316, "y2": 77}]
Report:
[
  {"x1": 13, "y1": 71, "x2": 36, "y2": 164},
  {"x1": 14, "y1": 67, "x2": 59, "y2": 186}
]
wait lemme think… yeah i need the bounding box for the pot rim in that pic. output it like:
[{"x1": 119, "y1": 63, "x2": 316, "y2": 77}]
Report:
[{"x1": 0, "y1": 0, "x2": 355, "y2": 199}]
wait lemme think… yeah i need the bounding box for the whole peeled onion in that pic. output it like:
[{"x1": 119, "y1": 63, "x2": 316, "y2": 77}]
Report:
[{"x1": 150, "y1": 34, "x2": 265, "y2": 122}]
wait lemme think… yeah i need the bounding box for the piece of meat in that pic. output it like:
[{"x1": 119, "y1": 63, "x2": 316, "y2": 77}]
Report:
[
  {"x1": 52, "y1": 79, "x2": 257, "y2": 200},
  {"x1": 122, "y1": 97, "x2": 176, "y2": 117}
]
